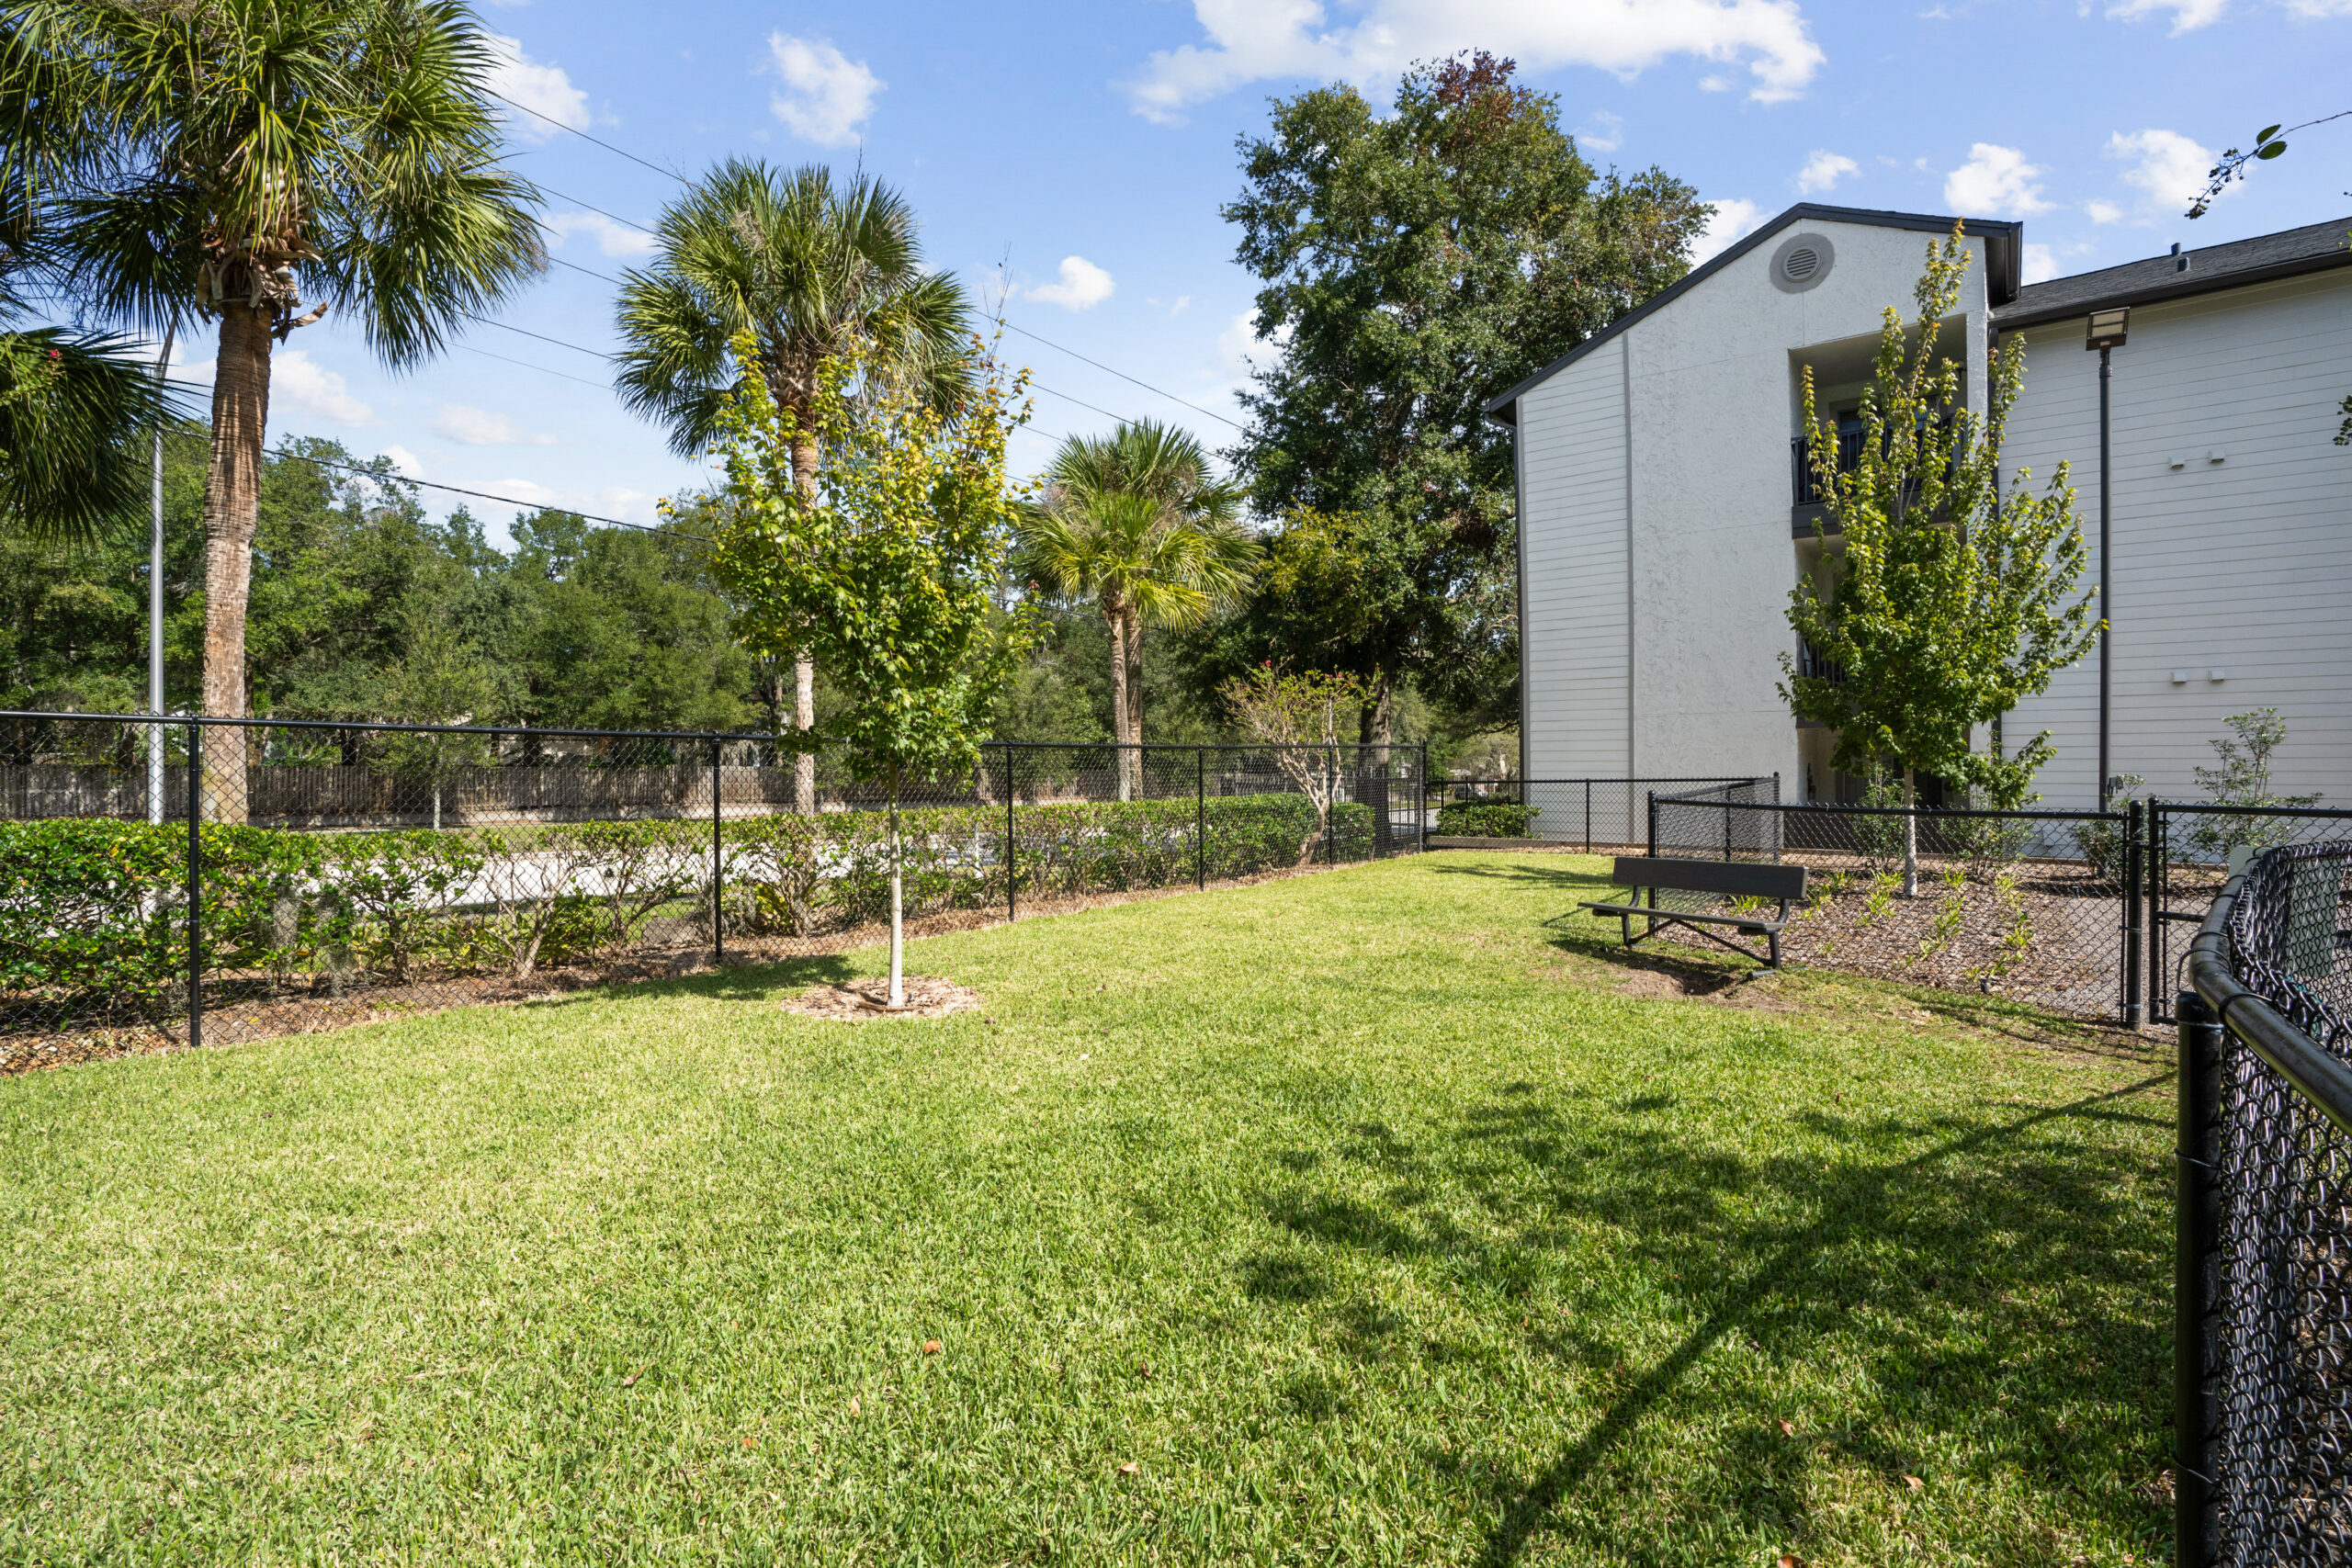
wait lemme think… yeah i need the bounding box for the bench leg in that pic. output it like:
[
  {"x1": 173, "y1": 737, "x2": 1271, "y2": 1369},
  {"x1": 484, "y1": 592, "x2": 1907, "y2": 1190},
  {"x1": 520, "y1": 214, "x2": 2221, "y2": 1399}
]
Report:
[
  {"x1": 1620, "y1": 911, "x2": 1633, "y2": 950},
  {"x1": 1768, "y1": 930, "x2": 1781, "y2": 972}
]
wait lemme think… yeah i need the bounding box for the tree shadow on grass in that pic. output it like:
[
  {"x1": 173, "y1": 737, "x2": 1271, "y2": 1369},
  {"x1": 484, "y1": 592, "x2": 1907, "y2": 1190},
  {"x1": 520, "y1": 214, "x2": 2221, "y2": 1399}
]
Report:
[
  {"x1": 1248, "y1": 1073, "x2": 2176, "y2": 1562},
  {"x1": 514, "y1": 954, "x2": 857, "y2": 1016}
]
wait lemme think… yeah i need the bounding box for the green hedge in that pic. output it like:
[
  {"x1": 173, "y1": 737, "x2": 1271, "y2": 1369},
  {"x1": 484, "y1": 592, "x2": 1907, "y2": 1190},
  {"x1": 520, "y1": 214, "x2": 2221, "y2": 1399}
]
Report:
[
  {"x1": 1, "y1": 794, "x2": 1382, "y2": 1016},
  {"x1": 1435, "y1": 802, "x2": 1537, "y2": 838}
]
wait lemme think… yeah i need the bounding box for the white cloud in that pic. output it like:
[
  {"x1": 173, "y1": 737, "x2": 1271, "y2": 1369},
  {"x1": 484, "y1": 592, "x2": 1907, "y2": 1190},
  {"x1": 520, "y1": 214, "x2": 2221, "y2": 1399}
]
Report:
[
  {"x1": 1023, "y1": 255, "x2": 1116, "y2": 311},
  {"x1": 2020, "y1": 243, "x2": 2060, "y2": 285},
  {"x1": 381, "y1": 445, "x2": 426, "y2": 479},
  {"x1": 1942, "y1": 142, "x2": 2052, "y2": 216},
  {"x1": 275, "y1": 350, "x2": 378, "y2": 427},
  {"x1": 1689, "y1": 197, "x2": 1766, "y2": 264},
  {"x1": 1127, "y1": 0, "x2": 1827, "y2": 123},
  {"x1": 1794, "y1": 149, "x2": 1858, "y2": 195},
  {"x1": 2105, "y1": 0, "x2": 2230, "y2": 30},
  {"x1": 434, "y1": 403, "x2": 559, "y2": 447},
  {"x1": 482, "y1": 34, "x2": 588, "y2": 141},
  {"x1": 766, "y1": 33, "x2": 881, "y2": 147},
  {"x1": 2108, "y1": 128, "x2": 2216, "y2": 216},
  {"x1": 1217, "y1": 309, "x2": 1293, "y2": 378},
  {"x1": 2086, "y1": 197, "x2": 2126, "y2": 224},
  {"x1": 1578, "y1": 109, "x2": 1624, "y2": 152},
  {"x1": 544, "y1": 210, "x2": 657, "y2": 258}
]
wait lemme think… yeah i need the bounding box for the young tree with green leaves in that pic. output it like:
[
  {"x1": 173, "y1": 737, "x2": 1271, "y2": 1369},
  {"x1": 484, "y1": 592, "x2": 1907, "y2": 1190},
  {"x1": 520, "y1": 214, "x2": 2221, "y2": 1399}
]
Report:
[
  {"x1": 706, "y1": 337, "x2": 1031, "y2": 1008},
  {"x1": 1018, "y1": 421, "x2": 1256, "y2": 800},
  {"x1": 1782, "y1": 224, "x2": 2100, "y2": 897},
  {"x1": 614, "y1": 160, "x2": 971, "y2": 816},
  {"x1": 7, "y1": 0, "x2": 544, "y2": 818},
  {"x1": 1218, "y1": 662, "x2": 1369, "y2": 865},
  {"x1": 1217, "y1": 51, "x2": 1706, "y2": 743}
]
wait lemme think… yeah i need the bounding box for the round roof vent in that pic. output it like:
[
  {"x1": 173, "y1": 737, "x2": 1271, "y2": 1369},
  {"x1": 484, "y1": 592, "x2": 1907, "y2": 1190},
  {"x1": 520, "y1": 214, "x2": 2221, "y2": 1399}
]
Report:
[{"x1": 1769, "y1": 232, "x2": 1835, "y2": 294}]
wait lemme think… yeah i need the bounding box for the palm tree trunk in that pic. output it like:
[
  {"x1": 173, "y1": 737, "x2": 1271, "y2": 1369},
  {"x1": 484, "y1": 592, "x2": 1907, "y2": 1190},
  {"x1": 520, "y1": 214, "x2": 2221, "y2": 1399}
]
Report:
[
  {"x1": 887, "y1": 760, "x2": 904, "y2": 1008},
  {"x1": 201, "y1": 300, "x2": 272, "y2": 823},
  {"x1": 1123, "y1": 614, "x2": 1146, "y2": 800},
  {"x1": 790, "y1": 434, "x2": 820, "y2": 816},
  {"x1": 1106, "y1": 602, "x2": 1132, "y2": 803}
]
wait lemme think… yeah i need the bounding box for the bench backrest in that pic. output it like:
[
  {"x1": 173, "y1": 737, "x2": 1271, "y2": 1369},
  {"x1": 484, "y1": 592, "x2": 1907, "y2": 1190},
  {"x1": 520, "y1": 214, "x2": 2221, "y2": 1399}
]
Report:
[{"x1": 1611, "y1": 855, "x2": 1807, "y2": 901}]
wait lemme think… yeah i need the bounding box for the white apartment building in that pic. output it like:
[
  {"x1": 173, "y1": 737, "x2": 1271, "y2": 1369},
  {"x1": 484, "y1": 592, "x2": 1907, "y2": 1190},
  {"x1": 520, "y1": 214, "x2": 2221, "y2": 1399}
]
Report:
[{"x1": 1486, "y1": 204, "x2": 2352, "y2": 807}]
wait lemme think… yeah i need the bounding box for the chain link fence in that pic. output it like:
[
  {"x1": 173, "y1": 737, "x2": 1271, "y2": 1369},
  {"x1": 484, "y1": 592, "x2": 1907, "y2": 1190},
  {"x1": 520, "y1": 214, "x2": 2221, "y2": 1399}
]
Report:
[
  {"x1": 1426, "y1": 776, "x2": 1770, "y2": 851},
  {"x1": 1645, "y1": 792, "x2": 2137, "y2": 1021},
  {"x1": 0, "y1": 712, "x2": 1423, "y2": 1070},
  {"x1": 2177, "y1": 840, "x2": 2352, "y2": 1567},
  {"x1": 2153, "y1": 804, "x2": 2352, "y2": 1026}
]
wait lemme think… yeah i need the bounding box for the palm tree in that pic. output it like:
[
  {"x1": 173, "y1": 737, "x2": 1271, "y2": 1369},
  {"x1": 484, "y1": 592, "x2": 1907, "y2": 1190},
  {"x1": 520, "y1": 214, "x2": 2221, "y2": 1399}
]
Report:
[
  {"x1": 1020, "y1": 421, "x2": 1258, "y2": 800},
  {"x1": 6, "y1": 0, "x2": 543, "y2": 818},
  {"x1": 614, "y1": 162, "x2": 971, "y2": 457},
  {"x1": 614, "y1": 159, "x2": 969, "y2": 815},
  {"x1": 0, "y1": 184, "x2": 179, "y2": 542}
]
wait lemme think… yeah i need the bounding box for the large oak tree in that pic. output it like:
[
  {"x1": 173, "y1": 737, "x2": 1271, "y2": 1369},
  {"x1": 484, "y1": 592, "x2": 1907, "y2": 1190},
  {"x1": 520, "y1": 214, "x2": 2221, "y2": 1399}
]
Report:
[{"x1": 1208, "y1": 51, "x2": 1706, "y2": 752}]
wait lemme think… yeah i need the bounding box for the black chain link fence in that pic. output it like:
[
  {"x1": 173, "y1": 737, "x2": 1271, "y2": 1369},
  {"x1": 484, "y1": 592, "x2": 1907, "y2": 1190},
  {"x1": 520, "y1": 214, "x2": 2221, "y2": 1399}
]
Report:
[
  {"x1": 0, "y1": 712, "x2": 1423, "y2": 1070},
  {"x1": 2154, "y1": 804, "x2": 2352, "y2": 1026},
  {"x1": 1645, "y1": 792, "x2": 2138, "y2": 1021},
  {"x1": 2177, "y1": 840, "x2": 2352, "y2": 1568},
  {"x1": 1426, "y1": 776, "x2": 1769, "y2": 851}
]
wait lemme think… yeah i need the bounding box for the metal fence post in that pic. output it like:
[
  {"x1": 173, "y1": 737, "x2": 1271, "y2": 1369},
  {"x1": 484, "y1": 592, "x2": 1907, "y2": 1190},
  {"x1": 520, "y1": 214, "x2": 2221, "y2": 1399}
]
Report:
[
  {"x1": 2122, "y1": 798, "x2": 2143, "y2": 1026},
  {"x1": 1419, "y1": 743, "x2": 1429, "y2": 851},
  {"x1": 1586, "y1": 779, "x2": 1593, "y2": 853},
  {"x1": 2150, "y1": 801, "x2": 2169, "y2": 1025},
  {"x1": 1326, "y1": 747, "x2": 1337, "y2": 865},
  {"x1": 2176, "y1": 987, "x2": 2222, "y2": 1568},
  {"x1": 1196, "y1": 747, "x2": 1206, "y2": 889},
  {"x1": 1005, "y1": 746, "x2": 1017, "y2": 923},
  {"x1": 709, "y1": 734, "x2": 723, "y2": 964},
  {"x1": 185, "y1": 719, "x2": 201, "y2": 1049}
]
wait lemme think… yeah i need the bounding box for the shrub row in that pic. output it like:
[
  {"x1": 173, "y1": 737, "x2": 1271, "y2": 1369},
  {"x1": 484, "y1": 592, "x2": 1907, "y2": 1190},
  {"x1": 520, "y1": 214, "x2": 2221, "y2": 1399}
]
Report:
[
  {"x1": 1435, "y1": 801, "x2": 1538, "y2": 838},
  {"x1": 0, "y1": 795, "x2": 1377, "y2": 1016}
]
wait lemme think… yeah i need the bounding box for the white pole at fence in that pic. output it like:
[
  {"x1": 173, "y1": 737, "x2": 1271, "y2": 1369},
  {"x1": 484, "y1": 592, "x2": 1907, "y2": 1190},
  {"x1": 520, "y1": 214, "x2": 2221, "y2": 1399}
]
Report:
[{"x1": 148, "y1": 324, "x2": 174, "y2": 826}]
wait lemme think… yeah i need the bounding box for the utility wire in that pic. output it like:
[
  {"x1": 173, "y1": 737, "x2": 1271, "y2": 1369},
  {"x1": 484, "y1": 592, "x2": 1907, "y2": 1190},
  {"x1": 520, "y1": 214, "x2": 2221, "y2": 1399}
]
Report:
[
  {"x1": 484, "y1": 87, "x2": 694, "y2": 186},
  {"x1": 534, "y1": 186, "x2": 660, "y2": 238},
  {"x1": 479, "y1": 92, "x2": 1232, "y2": 438},
  {"x1": 455, "y1": 341, "x2": 613, "y2": 389},
  {"x1": 158, "y1": 424, "x2": 710, "y2": 543},
  {"x1": 471, "y1": 315, "x2": 615, "y2": 359},
  {"x1": 991, "y1": 317, "x2": 1245, "y2": 431}
]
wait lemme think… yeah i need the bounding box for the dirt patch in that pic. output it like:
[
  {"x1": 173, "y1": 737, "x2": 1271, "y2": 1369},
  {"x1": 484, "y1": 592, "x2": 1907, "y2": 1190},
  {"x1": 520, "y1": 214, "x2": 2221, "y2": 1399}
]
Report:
[{"x1": 781, "y1": 976, "x2": 982, "y2": 1021}]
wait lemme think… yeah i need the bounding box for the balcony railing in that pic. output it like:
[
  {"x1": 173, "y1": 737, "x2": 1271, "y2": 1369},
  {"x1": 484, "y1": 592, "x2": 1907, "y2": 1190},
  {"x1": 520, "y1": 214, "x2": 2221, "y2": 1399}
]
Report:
[
  {"x1": 1792, "y1": 431, "x2": 1865, "y2": 505},
  {"x1": 1796, "y1": 637, "x2": 1847, "y2": 687}
]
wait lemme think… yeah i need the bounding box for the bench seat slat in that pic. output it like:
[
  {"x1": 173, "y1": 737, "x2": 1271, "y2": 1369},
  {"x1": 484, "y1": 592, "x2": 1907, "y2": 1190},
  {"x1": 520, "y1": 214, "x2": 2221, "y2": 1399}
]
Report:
[
  {"x1": 1578, "y1": 899, "x2": 1786, "y2": 934},
  {"x1": 1609, "y1": 855, "x2": 1806, "y2": 900}
]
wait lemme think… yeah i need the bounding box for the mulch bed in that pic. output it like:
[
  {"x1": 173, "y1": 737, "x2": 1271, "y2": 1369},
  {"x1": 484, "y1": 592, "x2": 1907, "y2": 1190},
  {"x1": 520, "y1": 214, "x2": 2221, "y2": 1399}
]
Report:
[
  {"x1": 780, "y1": 976, "x2": 982, "y2": 1021},
  {"x1": 0, "y1": 857, "x2": 1354, "y2": 1075}
]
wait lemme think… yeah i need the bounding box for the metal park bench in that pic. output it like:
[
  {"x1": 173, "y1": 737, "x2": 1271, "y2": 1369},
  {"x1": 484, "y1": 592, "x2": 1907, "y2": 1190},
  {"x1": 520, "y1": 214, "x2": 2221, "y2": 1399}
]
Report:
[{"x1": 1579, "y1": 856, "x2": 1809, "y2": 972}]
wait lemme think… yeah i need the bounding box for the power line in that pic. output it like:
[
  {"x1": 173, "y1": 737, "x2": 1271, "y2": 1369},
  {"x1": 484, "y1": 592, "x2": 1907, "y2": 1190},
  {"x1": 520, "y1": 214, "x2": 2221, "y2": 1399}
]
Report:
[
  {"x1": 160, "y1": 425, "x2": 709, "y2": 543},
  {"x1": 546, "y1": 253, "x2": 627, "y2": 288},
  {"x1": 477, "y1": 95, "x2": 1235, "y2": 439},
  {"x1": 535, "y1": 186, "x2": 658, "y2": 238},
  {"x1": 992, "y1": 317, "x2": 1246, "y2": 432},
  {"x1": 471, "y1": 315, "x2": 615, "y2": 359},
  {"x1": 454, "y1": 341, "x2": 613, "y2": 389},
  {"x1": 484, "y1": 87, "x2": 695, "y2": 186}
]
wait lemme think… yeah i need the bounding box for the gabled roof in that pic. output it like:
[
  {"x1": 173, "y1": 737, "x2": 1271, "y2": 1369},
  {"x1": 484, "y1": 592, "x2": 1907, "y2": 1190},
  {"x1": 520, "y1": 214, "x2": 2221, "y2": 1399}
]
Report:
[
  {"x1": 1481, "y1": 204, "x2": 2024, "y2": 425},
  {"x1": 1990, "y1": 216, "x2": 2352, "y2": 331}
]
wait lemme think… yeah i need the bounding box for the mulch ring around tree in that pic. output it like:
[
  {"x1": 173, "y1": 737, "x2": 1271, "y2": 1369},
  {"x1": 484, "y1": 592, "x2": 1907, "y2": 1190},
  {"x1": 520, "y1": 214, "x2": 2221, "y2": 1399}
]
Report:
[{"x1": 781, "y1": 976, "x2": 982, "y2": 1021}]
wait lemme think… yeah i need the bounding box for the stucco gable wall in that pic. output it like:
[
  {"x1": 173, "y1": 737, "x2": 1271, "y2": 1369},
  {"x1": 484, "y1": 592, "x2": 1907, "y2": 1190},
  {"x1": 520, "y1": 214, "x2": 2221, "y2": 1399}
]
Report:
[{"x1": 1614, "y1": 220, "x2": 1992, "y2": 782}]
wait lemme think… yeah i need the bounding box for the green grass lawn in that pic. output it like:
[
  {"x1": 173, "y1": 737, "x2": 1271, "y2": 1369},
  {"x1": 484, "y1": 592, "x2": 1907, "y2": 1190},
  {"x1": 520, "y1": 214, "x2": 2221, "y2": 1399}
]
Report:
[{"x1": 0, "y1": 851, "x2": 2175, "y2": 1565}]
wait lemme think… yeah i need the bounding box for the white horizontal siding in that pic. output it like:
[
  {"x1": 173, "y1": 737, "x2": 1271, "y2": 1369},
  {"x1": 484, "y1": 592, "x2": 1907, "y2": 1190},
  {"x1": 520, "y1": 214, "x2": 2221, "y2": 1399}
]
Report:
[
  {"x1": 2002, "y1": 269, "x2": 2352, "y2": 807},
  {"x1": 1519, "y1": 337, "x2": 1629, "y2": 778}
]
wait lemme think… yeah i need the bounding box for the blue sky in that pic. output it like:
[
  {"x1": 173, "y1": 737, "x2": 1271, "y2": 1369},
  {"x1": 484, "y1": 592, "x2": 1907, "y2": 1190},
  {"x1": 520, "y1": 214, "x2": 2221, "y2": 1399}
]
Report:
[{"x1": 166, "y1": 0, "x2": 2352, "y2": 539}]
